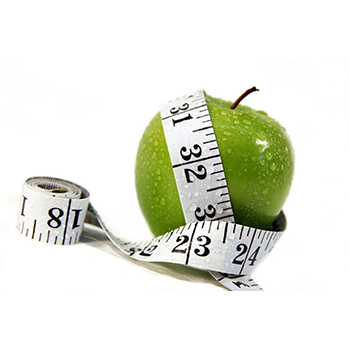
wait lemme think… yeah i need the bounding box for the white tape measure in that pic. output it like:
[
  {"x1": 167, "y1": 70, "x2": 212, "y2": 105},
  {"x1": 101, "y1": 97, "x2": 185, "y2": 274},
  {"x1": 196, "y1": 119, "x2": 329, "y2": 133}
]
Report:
[
  {"x1": 16, "y1": 90, "x2": 287, "y2": 291},
  {"x1": 160, "y1": 90, "x2": 234, "y2": 224}
]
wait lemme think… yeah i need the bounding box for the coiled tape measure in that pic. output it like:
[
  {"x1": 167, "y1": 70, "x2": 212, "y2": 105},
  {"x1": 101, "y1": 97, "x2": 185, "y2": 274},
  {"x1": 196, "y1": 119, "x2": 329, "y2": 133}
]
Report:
[{"x1": 16, "y1": 90, "x2": 287, "y2": 291}]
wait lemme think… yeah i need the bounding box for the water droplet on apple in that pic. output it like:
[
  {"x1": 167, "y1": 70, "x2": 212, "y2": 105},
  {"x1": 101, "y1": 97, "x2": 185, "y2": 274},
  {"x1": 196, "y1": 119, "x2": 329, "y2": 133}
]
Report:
[
  {"x1": 266, "y1": 200, "x2": 270, "y2": 205},
  {"x1": 256, "y1": 130, "x2": 267, "y2": 141},
  {"x1": 265, "y1": 149, "x2": 273, "y2": 160},
  {"x1": 260, "y1": 158, "x2": 266, "y2": 166},
  {"x1": 226, "y1": 149, "x2": 232, "y2": 154},
  {"x1": 262, "y1": 187, "x2": 269, "y2": 195},
  {"x1": 223, "y1": 130, "x2": 232, "y2": 136},
  {"x1": 243, "y1": 119, "x2": 251, "y2": 125},
  {"x1": 257, "y1": 110, "x2": 268, "y2": 116},
  {"x1": 221, "y1": 111, "x2": 227, "y2": 116},
  {"x1": 270, "y1": 162, "x2": 276, "y2": 171}
]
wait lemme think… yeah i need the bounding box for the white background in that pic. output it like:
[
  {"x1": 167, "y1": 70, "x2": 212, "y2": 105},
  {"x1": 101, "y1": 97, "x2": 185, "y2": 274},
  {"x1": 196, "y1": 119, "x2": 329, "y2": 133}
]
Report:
[{"x1": 0, "y1": 0, "x2": 349, "y2": 349}]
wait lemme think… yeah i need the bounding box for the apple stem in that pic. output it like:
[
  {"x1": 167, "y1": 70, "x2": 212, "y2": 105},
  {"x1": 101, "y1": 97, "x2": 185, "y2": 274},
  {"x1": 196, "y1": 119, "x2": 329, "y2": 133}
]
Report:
[{"x1": 230, "y1": 86, "x2": 259, "y2": 110}]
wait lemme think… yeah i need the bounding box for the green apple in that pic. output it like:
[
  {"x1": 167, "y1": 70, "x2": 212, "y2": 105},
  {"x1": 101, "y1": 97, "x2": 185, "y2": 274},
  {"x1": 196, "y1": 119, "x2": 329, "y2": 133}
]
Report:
[{"x1": 135, "y1": 88, "x2": 294, "y2": 237}]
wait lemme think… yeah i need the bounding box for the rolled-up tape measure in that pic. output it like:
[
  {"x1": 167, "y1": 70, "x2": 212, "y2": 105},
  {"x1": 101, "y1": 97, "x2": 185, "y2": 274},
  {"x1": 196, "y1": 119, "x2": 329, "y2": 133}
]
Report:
[{"x1": 16, "y1": 90, "x2": 287, "y2": 291}]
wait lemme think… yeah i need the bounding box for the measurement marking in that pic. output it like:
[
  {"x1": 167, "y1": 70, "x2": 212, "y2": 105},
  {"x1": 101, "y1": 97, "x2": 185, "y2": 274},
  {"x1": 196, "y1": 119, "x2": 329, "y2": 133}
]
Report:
[
  {"x1": 26, "y1": 228, "x2": 29, "y2": 236},
  {"x1": 62, "y1": 199, "x2": 72, "y2": 245},
  {"x1": 165, "y1": 230, "x2": 174, "y2": 243},
  {"x1": 185, "y1": 222, "x2": 198, "y2": 265},
  {"x1": 265, "y1": 232, "x2": 274, "y2": 251},
  {"x1": 54, "y1": 236, "x2": 58, "y2": 244},
  {"x1": 207, "y1": 185, "x2": 228, "y2": 192},
  {"x1": 203, "y1": 139, "x2": 216, "y2": 144},
  {"x1": 75, "y1": 232, "x2": 79, "y2": 243},
  {"x1": 260, "y1": 231, "x2": 266, "y2": 244},
  {"x1": 257, "y1": 230, "x2": 262, "y2": 239},
  {"x1": 162, "y1": 103, "x2": 207, "y2": 120},
  {"x1": 220, "y1": 192, "x2": 229, "y2": 197},
  {"x1": 47, "y1": 231, "x2": 50, "y2": 243},
  {"x1": 193, "y1": 125, "x2": 213, "y2": 133},
  {"x1": 239, "y1": 229, "x2": 257, "y2": 274},
  {"x1": 31, "y1": 220, "x2": 37, "y2": 239},
  {"x1": 208, "y1": 221, "x2": 213, "y2": 233},
  {"x1": 217, "y1": 275, "x2": 225, "y2": 281},
  {"x1": 202, "y1": 119, "x2": 211, "y2": 124},
  {"x1": 172, "y1": 154, "x2": 220, "y2": 168},
  {"x1": 233, "y1": 223, "x2": 237, "y2": 235},
  {"x1": 213, "y1": 162, "x2": 222, "y2": 167},
  {"x1": 222, "y1": 222, "x2": 229, "y2": 243},
  {"x1": 238, "y1": 226, "x2": 243, "y2": 240},
  {"x1": 21, "y1": 221, "x2": 25, "y2": 234},
  {"x1": 246, "y1": 228, "x2": 251, "y2": 237},
  {"x1": 216, "y1": 177, "x2": 226, "y2": 182},
  {"x1": 206, "y1": 132, "x2": 215, "y2": 136},
  {"x1": 211, "y1": 170, "x2": 224, "y2": 175},
  {"x1": 39, "y1": 233, "x2": 42, "y2": 241},
  {"x1": 197, "y1": 113, "x2": 210, "y2": 119},
  {"x1": 217, "y1": 199, "x2": 230, "y2": 205},
  {"x1": 214, "y1": 214, "x2": 234, "y2": 221},
  {"x1": 190, "y1": 96, "x2": 206, "y2": 103},
  {"x1": 209, "y1": 146, "x2": 219, "y2": 151},
  {"x1": 223, "y1": 206, "x2": 233, "y2": 211}
]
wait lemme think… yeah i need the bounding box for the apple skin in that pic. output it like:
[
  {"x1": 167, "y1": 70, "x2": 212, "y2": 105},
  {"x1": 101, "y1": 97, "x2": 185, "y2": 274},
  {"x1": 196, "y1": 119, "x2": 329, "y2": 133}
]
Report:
[{"x1": 135, "y1": 94, "x2": 294, "y2": 237}]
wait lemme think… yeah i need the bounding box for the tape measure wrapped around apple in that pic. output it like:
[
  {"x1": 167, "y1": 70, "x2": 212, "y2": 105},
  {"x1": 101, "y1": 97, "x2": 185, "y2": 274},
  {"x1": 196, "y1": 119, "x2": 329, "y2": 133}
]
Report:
[
  {"x1": 135, "y1": 88, "x2": 294, "y2": 288},
  {"x1": 17, "y1": 88, "x2": 294, "y2": 291}
]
